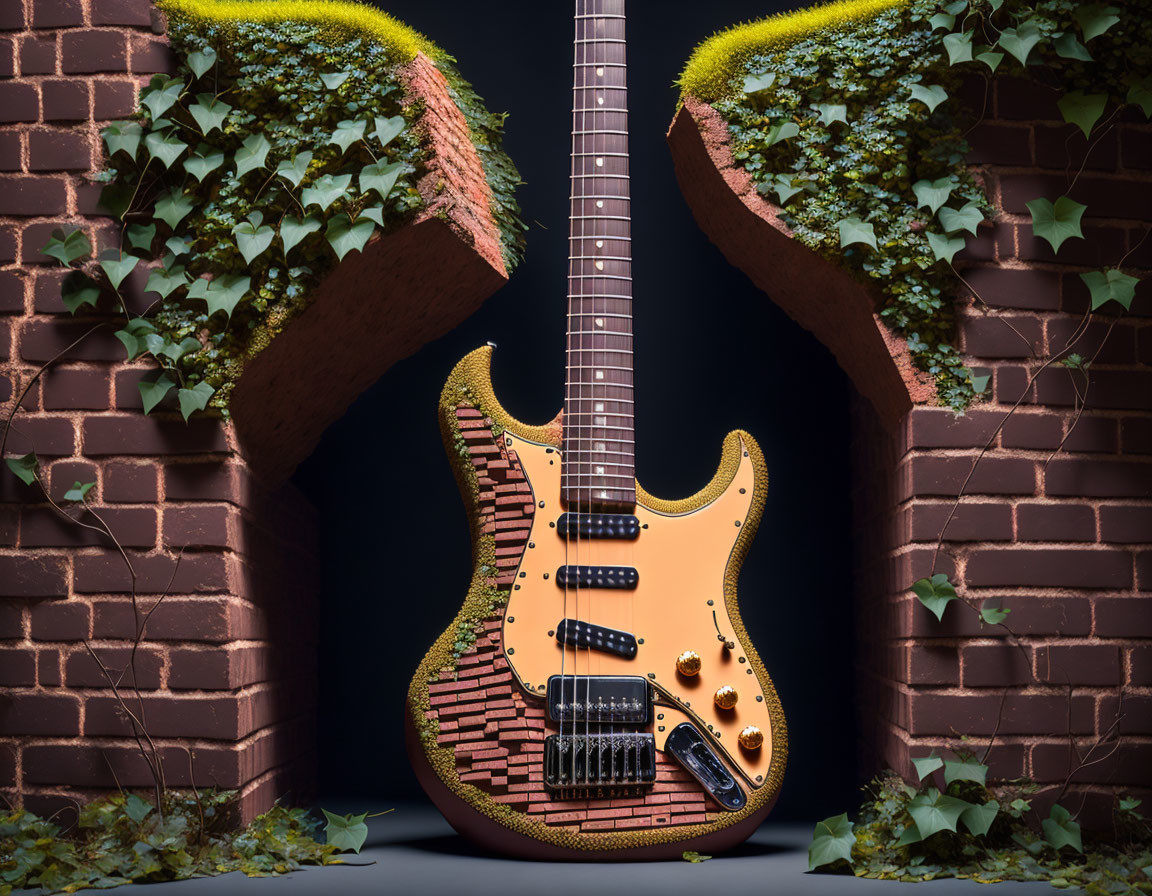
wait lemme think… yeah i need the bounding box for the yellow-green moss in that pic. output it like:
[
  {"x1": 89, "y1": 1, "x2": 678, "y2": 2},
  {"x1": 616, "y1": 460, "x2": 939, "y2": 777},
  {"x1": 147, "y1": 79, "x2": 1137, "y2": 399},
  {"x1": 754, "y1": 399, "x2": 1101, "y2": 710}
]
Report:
[
  {"x1": 679, "y1": 0, "x2": 906, "y2": 102},
  {"x1": 157, "y1": 0, "x2": 442, "y2": 61}
]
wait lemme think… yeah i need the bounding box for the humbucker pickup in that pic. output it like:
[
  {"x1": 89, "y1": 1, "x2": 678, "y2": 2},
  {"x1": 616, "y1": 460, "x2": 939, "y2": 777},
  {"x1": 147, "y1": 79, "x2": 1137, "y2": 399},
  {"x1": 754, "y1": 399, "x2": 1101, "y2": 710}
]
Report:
[
  {"x1": 557, "y1": 513, "x2": 641, "y2": 540},
  {"x1": 546, "y1": 675, "x2": 652, "y2": 724},
  {"x1": 544, "y1": 733, "x2": 657, "y2": 789},
  {"x1": 556, "y1": 565, "x2": 639, "y2": 589},
  {"x1": 556, "y1": 619, "x2": 638, "y2": 658}
]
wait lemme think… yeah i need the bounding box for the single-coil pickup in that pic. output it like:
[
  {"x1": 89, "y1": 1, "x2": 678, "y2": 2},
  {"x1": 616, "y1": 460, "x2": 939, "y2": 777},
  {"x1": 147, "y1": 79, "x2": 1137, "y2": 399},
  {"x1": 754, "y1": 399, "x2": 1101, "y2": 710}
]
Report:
[
  {"x1": 556, "y1": 619, "x2": 637, "y2": 658},
  {"x1": 556, "y1": 513, "x2": 640, "y2": 540},
  {"x1": 546, "y1": 675, "x2": 652, "y2": 724},
  {"x1": 556, "y1": 565, "x2": 638, "y2": 589}
]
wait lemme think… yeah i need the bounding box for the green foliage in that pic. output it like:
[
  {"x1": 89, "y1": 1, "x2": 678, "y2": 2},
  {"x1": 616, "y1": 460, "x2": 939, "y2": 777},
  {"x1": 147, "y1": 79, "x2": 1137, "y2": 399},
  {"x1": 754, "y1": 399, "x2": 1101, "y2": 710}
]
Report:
[
  {"x1": 912, "y1": 573, "x2": 957, "y2": 621},
  {"x1": 701, "y1": 0, "x2": 1149, "y2": 412},
  {"x1": 5, "y1": 453, "x2": 39, "y2": 486},
  {"x1": 0, "y1": 791, "x2": 341, "y2": 895},
  {"x1": 321, "y1": 810, "x2": 369, "y2": 854},
  {"x1": 63, "y1": 480, "x2": 95, "y2": 502},
  {"x1": 979, "y1": 598, "x2": 1011, "y2": 625},
  {"x1": 812, "y1": 771, "x2": 1152, "y2": 889},
  {"x1": 1081, "y1": 269, "x2": 1139, "y2": 312},
  {"x1": 682, "y1": 850, "x2": 712, "y2": 863}
]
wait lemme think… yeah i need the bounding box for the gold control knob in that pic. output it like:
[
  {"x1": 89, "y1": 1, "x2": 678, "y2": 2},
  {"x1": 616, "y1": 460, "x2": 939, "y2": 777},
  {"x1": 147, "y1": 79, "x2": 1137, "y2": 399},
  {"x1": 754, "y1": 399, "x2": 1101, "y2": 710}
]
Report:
[
  {"x1": 676, "y1": 650, "x2": 702, "y2": 677},
  {"x1": 739, "y1": 725, "x2": 764, "y2": 750},
  {"x1": 714, "y1": 685, "x2": 738, "y2": 710}
]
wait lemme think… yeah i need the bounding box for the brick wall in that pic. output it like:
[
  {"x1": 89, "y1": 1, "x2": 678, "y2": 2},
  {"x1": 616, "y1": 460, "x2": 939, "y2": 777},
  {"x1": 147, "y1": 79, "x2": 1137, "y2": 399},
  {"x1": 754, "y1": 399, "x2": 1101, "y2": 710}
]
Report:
[
  {"x1": 669, "y1": 74, "x2": 1150, "y2": 822},
  {"x1": 0, "y1": 0, "x2": 506, "y2": 820}
]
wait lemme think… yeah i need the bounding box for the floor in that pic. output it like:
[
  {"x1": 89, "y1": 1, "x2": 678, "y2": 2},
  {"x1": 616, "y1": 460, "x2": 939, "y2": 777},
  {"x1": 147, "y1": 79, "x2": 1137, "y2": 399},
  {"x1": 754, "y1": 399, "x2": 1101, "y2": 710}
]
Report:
[{"x1": 116, "y1": 802, "x2": 1064, "y2": 896}]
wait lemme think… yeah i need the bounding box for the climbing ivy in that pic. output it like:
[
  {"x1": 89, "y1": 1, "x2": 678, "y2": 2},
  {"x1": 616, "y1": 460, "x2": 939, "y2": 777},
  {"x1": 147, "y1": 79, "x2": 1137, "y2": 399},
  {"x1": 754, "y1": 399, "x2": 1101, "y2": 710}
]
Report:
[{"x1": 683, "y1": 0, "x2": 1150, "y2": 411}]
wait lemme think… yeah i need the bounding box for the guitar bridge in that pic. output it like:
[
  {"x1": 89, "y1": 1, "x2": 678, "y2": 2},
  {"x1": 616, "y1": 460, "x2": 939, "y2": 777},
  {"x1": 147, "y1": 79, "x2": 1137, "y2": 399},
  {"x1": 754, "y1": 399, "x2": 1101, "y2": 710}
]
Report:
[{"x1": 544, "y1": 733, "x2": 657, "y2": 790}]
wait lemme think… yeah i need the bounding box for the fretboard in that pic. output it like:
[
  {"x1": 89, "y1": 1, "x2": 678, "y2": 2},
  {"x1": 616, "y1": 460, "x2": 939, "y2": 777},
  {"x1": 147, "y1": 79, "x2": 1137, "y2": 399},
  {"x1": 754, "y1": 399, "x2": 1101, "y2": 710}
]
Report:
[{"x1": 562, "y1": 0, "x2": 635, "y2": 510}]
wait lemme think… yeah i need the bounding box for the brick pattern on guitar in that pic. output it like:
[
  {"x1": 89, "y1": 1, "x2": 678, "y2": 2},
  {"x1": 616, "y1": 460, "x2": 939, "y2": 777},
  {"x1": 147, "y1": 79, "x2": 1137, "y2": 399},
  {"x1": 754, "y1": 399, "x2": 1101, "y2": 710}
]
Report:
[{"x1": 422, "y1": 406, "x2": 719, "y2": 833}]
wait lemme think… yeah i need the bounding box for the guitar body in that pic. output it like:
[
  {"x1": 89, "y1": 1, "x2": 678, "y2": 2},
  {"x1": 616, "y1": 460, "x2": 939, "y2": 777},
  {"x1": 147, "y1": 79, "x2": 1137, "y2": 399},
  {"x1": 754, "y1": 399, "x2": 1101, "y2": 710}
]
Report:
[{"x1": 405, "y1": 346, "x2": 787, "y2": 859}]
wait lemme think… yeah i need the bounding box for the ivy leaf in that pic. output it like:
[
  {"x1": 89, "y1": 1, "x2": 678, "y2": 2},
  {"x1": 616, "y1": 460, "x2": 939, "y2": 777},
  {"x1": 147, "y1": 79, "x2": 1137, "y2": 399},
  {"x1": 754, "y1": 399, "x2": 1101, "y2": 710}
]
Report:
[
  {"x1": 61, "y1": 271, "x2": 102, "y2": 313},
  {"x1": 154, "y1": 189, "x2": 196, "y2": 230},
  {"x1": 1080, "y1": 269, "x2": 1139, "y2": 312},
  {"x1": 301, "y1": 173, "x2": 353, "y2": 212},
  {"x1": 808, "y1": 814, "x2": 855, "y2": 871},
  {"x1": 5, "y1": 453, "x2": 39, "y2": 486},
  {"x1": 187, "y1": 46, "x2": 217, "y2": 79},
  {"x1": 1042, "y1": 805, "x2": 1083, "y2": 854},
  {"x1": 157, "y1": 336, "x2": 201, "y2": 365},
  {"x1": 1129, "y1": 81, "x2": 1152, "y2": 118},
  {"x1": 178, "y1": 381, "x2": 214, "y2": 421},
  {"x1": 98, "y1": 251, "x2": 139, "y2": 290},
  {"x1": 998, "y1": 22, "x2": 1042, "y2": 66},
  {"x1": 329, "y1": 119, "x2": 368, "y2": 154},
  {"x1": 943, "y1": 31, "x2": 974, "y2": 65},
  {"x1": 970, "y1": 369, "x2": 991, "y2": 394},
  {"x1": 895, "y1": 821, "x2": 924, "y2": 847},
  {"x1": 193, "y1": 274, "x2": 250, "y2": 321},
  {"x1": 63, "y1": 480, "x2": 95, "y2": 502},
  {"x1": 757, "y1": 174, "x2": 805, "y2": 204},
  {"x1": 188, "y1": 94, "x2": 232, "y2": 135},
  {"x1": 1053, "y1": 33, "x2": 1093, "y2": 62},
  {"x1": 1076, "y1": 4, "x2": 1120, "y2": 42},
  {"x1": 979, "y1": 599, "x2": 1011, "y2": 624},
  {"x1": 960, "y1": 800, "x2": 1000, "y2": 837},
  {"x1": 359, "y1": 204, "x2": 385, "y2": 227},
  {"x1": 938, "y1": 200, "x2": 983, "y2": 236},
  {"x1": 97, "y1": 183, "x2": 134, "y2": 220},
  {"x1": 911, "y1": 753, "x2": 943, "y2": 782},
  {"x1": 1026, "y1": 196, "x2": 1086, "y2": 254},
  {"x1": 127, "y1": 223, "x2": 156, "y2": 252},
  {"x1": 359, "y1": 160, "x2": 404, "y2": 200},
  {"x1": 742, "y1": 72, "x2": 776, "y2": 94},
  {"x1": 323, "y1": 810, "x2": 369, "y2": 854},
  {"x1": 909, "y1": 84, "x2": 948, "y2": 113},
  {"x1": 913, "y1": 177, "x2": 954, "y2": 214},
  {"x1": 928, "y1": 12, "x2": 955, "y2": 30},
  {"x1": 1058, "y1": 91, "x2": 1107, "y2": 139},
  {"x1": 974, "y1": 50, "x2": 1004, "y2": 72},
  {"x1": 275, "y1": 151, "x2": 313, "y2": 188},
  {"x1": 231, "y1": 212, "x2": 275, "y2": 265},
  {"x1": 146, "y1": 264, "x2": 188, "y2": 300},
  {"x1": 139, "y1": 374, "x2": 176, "y2": 414},
  {"x1": 927, "y1": 231, "x2": 966, "y2": 264},
  {"x1": 912, "y1": 573, "x2": 956, "y2": 621},
  {"x1": 102, "y1": 121, "x2": 143, "y2": 160},
  {"x1": 114, "y1": 318, "x2": 156, "y2": 360},
  {"x1": 140, "y1": 74, "x2": 184, "y2": 121},
  {"x1": 765, "y1": 120, "x2": 800, "y2": 145},
  {"x1": 40, "y1": 227, "x2": 92, "y2": 266},
  {"x1": 907, "y1": 788, "x2": 971, "y2": 839},
  {"x1": 325, "y1": 213, "x2": 375, "y2": 260},
  {"x1": 165, "y1": 236, "x2": 193, "y2": 260},
  {"x1": 123, "y1": 793, "x2": 154, "y2": 824},
  {"x1": 682, "y1": 851, "x2": 712, "y2": 863},
  {"x1": 234, "y1": 132, "x2": 271, "y2": 178},
  {"x1": 143, "y1": 129, "x2": 188, "y2": 169},
  {"x1": 372, "y1": 114, "x2": 406, "y2": 149},
  {"x1": 320, "y1": 71, "x2": 351, "y2": 90},
  {"x1": 280, "y1": 214, "x2": 322, "y2": 257},
  {"x1": 816, "y1": 103, "x2": 847, "y2": 127},
  {"x1": 184, "y1": 146, "x2": 226, "y2": 182},
  {"x1": 944, "y1": 756, "x2": 989, "y2": 787},
  {"x1": 837, "y1": 216, "x2": 876, "y2": 251}
]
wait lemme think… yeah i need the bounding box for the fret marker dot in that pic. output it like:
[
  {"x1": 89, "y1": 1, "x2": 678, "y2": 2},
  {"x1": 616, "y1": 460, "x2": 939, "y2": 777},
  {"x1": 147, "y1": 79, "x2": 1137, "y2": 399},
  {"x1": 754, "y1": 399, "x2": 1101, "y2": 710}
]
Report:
[
  {"x1": 596, "y1": 466, "x2": 605, "y2": 474},
  {"x1": 596, "y1": 67, "x2": 604, "y2": 76},
  {"x1": 596, "y1": 200, "x2": 604, "y2": 208},
  {"x1": 595, "y1": 157, "x2": 604, "y2": 167},
  {"x1": 594, "y1": 318, "x2": 604, "y2": 327},
  {"x1": 595, "y1": 240, "x2": 604, "y2": 248},
  {"x1": 595, "y1": 402, "x2": 605, "y2": 412},
  {"x1": 596, "y1": 443, "x2": 606, "y2": 451},
  {"x1": 595, "y1": 260, "x2": 604, "y2": 270},
  {"x1": 595, "y1": 370, "x2": 604, "y2": 380},
  {"x1": 595, "y1": 416, "x2": 607, "y2": 425},
  {"x1": 597, "y1": 95, "x2": 604, "y2": 105}
]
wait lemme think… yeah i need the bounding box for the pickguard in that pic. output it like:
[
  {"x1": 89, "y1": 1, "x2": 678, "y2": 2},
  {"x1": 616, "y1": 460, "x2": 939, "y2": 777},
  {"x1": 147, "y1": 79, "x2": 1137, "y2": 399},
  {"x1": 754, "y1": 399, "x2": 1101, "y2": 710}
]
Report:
[{"x1": 500, "y1": 431, "x2": 775, "y2": 789}]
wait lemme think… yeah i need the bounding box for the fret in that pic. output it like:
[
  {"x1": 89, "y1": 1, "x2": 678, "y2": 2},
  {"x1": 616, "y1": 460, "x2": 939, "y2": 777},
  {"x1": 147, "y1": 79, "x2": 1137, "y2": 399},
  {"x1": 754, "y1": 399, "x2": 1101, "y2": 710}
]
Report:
[{"x1": 574, "y1": 38, "x2": 627, "y2": 44}]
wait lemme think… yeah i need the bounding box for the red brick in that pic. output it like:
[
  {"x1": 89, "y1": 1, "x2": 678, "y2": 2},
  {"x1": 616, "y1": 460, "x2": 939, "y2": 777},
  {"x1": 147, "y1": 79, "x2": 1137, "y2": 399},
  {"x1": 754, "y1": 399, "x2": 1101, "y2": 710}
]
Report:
[
  {"x1": 961, "y1": 268, "x2": 1060, "y2": 312},
  {"x1": 19, "y1": 35, "x2": 56, "y2": 76},
  {"x1": 1099, "y1": 505, "x2": 1152, "y2": 544},
  {"x1": 83, "y1": 415, "x2": 229, "y2": 456},
  {"x1": 91, "y1": 0, "x2": 153, "y2": 26},
  {"x1": 0, "y1": 269, "x2": 23, "y2": 312},
  {"x1": 93, "y1": 80, "x2": 136, "y2": 119},
  {"x1": 41, "y1": 79, "x2": 90, "y2": 121},
  {"x1": 32, "y1": 267, "x2": 70, "y2": 313},
  {"x1": 1032, "y1": 741, "x2": 1152, "y2": 785},
  {"x1": 168, "y1": 647, "x2": 235, "y2": 689},
  {"x1": 0, "y1": 554, "x2": 69, "y2": 598},
  {"x1": 93, "y1": 596, "x2": 238, "y2": 641},
  {"x1": 0, "y1": 602, "x2": 23, "y2": 639},
  {"x1": 966, "y1": 547, "x2": 1131, "y2": 589},
  {"x1": 64, "y1": 646, "x2": 162, "y2": 688},
  {"x1": 909, "y1": 408, "x2": 1001, "y2": 449},
  {"x1": 0, "y1": 229, "x2": 16, "y2": 264},
  {"x1": 1121, "y1": 418, "x2": 1152, "y2": 454},
  {"x1": 42, "y1": 366, "x2": 110, "y2": 409},
  {"x1": 46, "y1": 459, "x2": 98, "y2": 501},
  {"x1": 75, "y1": 550, "x2": 228, "y2": 594},
  {"x1": 1047, "y1": 317, "x2": 1136, "y2": 366},
  {"x1": 966, "y1": 121, "x2": 1031, "y2": 166},
  {"x1": 24, "y1": 743, "x2": 243, "y2": 788},
  {"x1": 0, "y1": 5, "x2": 25, "y2": 30},
  {"x1": 1130, "y1": 646, "x2": 1152, "y2": 685},
  {"x1": 32, "y1": 0, "x2": 83, "y2": 27},
  {"x1": 0, "y1": 692, "x2": 80, "y2": 735},
  {"x1": 905, "y1": 455, "x2": 1036, "y2": 497},
  {"x1": 0, "y1": 647, "x2": 36, "y2": 686},
  {"x1": 28, "y1": 128, "x2": 92, "y2": 171},
  {"x1": 1034, "y1": 645, "x2": 1120, "y2": 687},
  {"x1": 103, "y1": 461, "x2": 157, "y2": 502},
  {"x1": 30, "y1": 599, "x2": 89, "y2": 640},
  {"x1": 61, "y1": 30, "x2": 127, "y2": 74},
  {"x1": 961, "y1": 313, "x2": 1041, "y2": 359},
  {"x1": 1001, "y1": 412, "x2": 1061, "y2": 450},
  {"x1": 909, "y1": 692, "x2": 1094, "y2": 736},
  {"x1": 1095, "y1": 598, "x2": 1152, "y2": 638},
  {"x1": 1121, "y1": 127, "x2": 1152, "y2": 171},
  {"x1": 164, "y1": 505, "x2": 233, "y2": 549},
  {"x1": 0, "y1": 130, "x2": 20, "y2": 172},
  {"x1": 84, "y1": 693, "x2": 247, "y2": 739},
  {"x1": 1002, "y1": 174, "x2": 1152, "y2": 221},
  {"x1": 962, "y1": 643, "x2": 1033, "y2": 687},
  {"x1": 1019, "y1": 225, "x2": 1127, "y2": 268},
  {"x1": 1099, "y1": 694, "x2": 1152, "y2": 737},
  {"x1": 20, "y1": 505, "x2": 156, "y2": 548},
  {"x1": 907, "y1": 646, "x2": 958, "y2": 686},
  {"x1": 907, "y1": 500, "x2": 1013, "y2": 542},
  {"x1": 2, "y1": 415, "x2": 74, "y2": 455},
  {"x1": 129, "y1": 36, "x2": 172, "y2": 74},
  {"x1": 1046, "y1": 458, "x2": 1152, "y2": 498},
  {"x1": 1034, "y1": 124, "x2": 1117, "y2": 172},
  {"x1": 1060, "y1": 416, "x2": 1119, "y2": 454},
  {"x1": 0, "y1": 174, "x2": 66, "y2": 215},
  {"x1": 1036, "y1": 368, "x2": 1152, "y2": 411},
  {"x1": 164, "y1": 463, "x2": 242, "y2": 501},
  {"x1": 1016, "y1": 502, "x2": 1095, "y2": 543}
]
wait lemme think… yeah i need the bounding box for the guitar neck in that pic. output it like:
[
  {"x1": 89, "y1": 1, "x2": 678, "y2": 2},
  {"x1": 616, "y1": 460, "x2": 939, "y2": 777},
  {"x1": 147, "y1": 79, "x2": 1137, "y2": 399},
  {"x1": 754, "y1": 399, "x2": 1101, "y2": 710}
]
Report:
[{"x1": 562, "y1": 0, "x2": 635, "y2": 510}]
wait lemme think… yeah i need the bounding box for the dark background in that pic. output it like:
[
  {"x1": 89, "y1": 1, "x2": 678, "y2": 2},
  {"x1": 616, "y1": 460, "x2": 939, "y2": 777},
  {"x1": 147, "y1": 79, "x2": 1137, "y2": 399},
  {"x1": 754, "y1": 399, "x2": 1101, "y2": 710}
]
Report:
[{"x1": 292, "y1": 0, "x2": 859, "y2": 822}]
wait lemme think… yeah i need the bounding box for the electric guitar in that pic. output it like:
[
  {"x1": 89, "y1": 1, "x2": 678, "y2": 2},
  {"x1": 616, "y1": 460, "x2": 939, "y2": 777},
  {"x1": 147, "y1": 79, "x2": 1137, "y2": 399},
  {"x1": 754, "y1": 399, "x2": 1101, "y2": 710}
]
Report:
[{"x1": 405, "y1": 0, "x2": 786, "y2": 859}]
